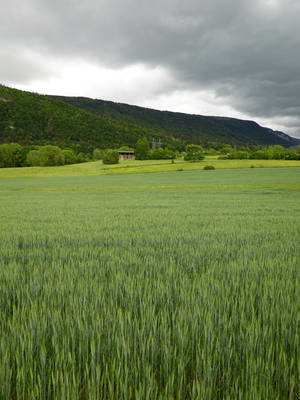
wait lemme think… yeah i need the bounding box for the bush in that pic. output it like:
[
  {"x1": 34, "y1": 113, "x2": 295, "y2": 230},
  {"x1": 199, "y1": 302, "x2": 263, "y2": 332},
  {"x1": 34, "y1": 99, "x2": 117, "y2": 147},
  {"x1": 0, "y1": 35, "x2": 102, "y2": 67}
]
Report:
[
  {"x1": 203, "y1": 165, "x2": 215, "y2": 170},
  {"x1": 103, "y1": 150, "x2": 119, "y2": 164}
]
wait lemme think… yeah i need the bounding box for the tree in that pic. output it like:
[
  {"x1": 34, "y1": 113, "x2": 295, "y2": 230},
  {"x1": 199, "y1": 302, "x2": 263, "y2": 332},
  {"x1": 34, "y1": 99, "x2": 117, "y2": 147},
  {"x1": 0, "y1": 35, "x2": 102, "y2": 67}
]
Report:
[
  {"x1": 250, "y1": 150, "x2": 272, "y2": 160},
  {"x1": 184, "y1": 144, "x2": 204, "y2": 161},
  {"x1": 76, "y1": 152, "x2": 90, "y2": 163},
  {"x1": 0, "y1": 143, "x2": 23, "y2": 167},
  {"x1": 269, "y1": 145, "x2": 285, "y2": 159},
  {"x1": 150, "y1": 147, "x2": 176, "y2": 160},
  {"x1": 62, "y1": 149, "x2": 77, "y2": 165},
  {"x1": 228, "y1": 151, "x2": 249, "y2": 159},
  {"x1": 135, "y1": 138, "x2": 150, "y2": 160},
  {"x1": 103, "y1": 150, "x2": 119, "y2": 164},
  {"x1": 93, "y1": 148, "x2": 104, "y2": 161},
  {"x1": 27, "y1": 150, "x2": 41, "y2": 166},
  {"x1": 38, "y1": 145, "x2": 65, "y2": 166},
  {"x1": 283, "y1": 149, "x2": 298, "y2": 160},
  {"x1": 26, "y1": 145, "x2": 65, "y2": 166},
  {"x1": 119, "y1": 146, "x2": 134, "y2": 151}
]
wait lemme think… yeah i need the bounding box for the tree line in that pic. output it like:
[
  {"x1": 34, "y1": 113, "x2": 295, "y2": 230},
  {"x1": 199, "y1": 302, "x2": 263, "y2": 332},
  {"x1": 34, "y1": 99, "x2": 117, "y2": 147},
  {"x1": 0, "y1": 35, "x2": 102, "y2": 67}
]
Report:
[
  {"x1": 0, "y1": 144, "x2": 89, "y2": 168},
  {"x1": 0, "y1": 141, "x2": 299, "y2": 168},
  {"x1": 219, "y1": 145, "x2": 300, "y2": 160}
]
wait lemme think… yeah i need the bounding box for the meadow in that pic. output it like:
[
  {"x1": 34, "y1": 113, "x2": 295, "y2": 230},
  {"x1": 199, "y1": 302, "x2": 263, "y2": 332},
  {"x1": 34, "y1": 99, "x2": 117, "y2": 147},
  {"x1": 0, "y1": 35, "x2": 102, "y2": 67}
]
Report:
[
  {"x1": 0, "y1": 156, "x2": 299, "y2": 178},
  {"x1": 0, "y1": 167, "x2": 299, "y2": 399}
]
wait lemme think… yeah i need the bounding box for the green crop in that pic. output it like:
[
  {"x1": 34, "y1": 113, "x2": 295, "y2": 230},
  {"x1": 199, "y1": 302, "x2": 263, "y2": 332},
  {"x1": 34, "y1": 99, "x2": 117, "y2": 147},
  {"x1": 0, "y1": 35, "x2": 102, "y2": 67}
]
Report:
[{"x1": 0, "y1": 168, "x2": 299, "y2": 399}]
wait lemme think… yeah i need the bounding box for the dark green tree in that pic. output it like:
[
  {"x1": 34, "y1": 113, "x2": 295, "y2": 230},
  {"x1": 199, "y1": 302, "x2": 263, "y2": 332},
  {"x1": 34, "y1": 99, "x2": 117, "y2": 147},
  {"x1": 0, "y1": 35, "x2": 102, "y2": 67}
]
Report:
[
  {"x1": 135, "y1": 138, "x2": 150, "y2": 160},
  {"x1": 0, "y1": 143, "x2": 23, "y2": 167},
  {"x1": 150, "y1": 147, "x2": 176, "y2": 160},
  {"x1": 39, "y1": 145, "x2": 65, "y2": 166},
  {"x1": 26, "y1": 150, "x2": 41, "y2": 166},
  {"x1": 93, "y1": 148, "x2": 104, "y2": 161},
  {"x1": 228, "y1": 151, "x2": 249, "y2": 160},
  {"x1": 76, "y1": 152, "x2": 90, "y2": 163},
  {"x1": 103, "y1": 150, "x2": 119, "y2": 164},
  {"x1": 184, "y1": 145, "x2": 204, "y2": 161},
  {"x1": 62, "y1": 149, "x2": 77, "y2": 165}
]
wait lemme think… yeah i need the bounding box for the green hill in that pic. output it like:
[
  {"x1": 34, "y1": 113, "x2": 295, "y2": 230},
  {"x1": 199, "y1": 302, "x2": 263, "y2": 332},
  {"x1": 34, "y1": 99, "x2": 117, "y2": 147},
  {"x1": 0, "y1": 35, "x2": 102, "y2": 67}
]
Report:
[
  {"x1": 0, "y1": 84, "x2": 298, "y2": 153},
  {"x1": 0, "y1": 85, "x2": 165, "y2": 153},
  {"x1": 55, "y1": 95, "x2": 299, "y2": 147}
]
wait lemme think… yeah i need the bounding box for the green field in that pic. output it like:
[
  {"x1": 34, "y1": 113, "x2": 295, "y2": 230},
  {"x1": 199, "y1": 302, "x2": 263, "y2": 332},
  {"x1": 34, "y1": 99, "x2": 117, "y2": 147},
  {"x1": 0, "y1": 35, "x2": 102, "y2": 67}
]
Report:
[
  {"x1": 0, "y1": 157, "x2": 299, "y2": 178},
  {"x1": 0, "y1": 168, "x2": 299, "y2": 399}
]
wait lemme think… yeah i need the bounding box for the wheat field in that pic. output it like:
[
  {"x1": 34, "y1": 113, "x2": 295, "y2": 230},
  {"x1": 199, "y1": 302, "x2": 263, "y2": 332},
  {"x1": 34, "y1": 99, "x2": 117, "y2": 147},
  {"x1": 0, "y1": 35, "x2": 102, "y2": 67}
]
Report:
[{"x1": 0, "y1": 168, "x2": 299, "y2": 399}]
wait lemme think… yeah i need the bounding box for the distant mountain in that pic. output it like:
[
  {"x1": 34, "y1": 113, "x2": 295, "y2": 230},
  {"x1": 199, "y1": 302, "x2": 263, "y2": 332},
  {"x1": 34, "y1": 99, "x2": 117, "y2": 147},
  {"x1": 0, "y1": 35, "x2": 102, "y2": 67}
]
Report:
[{"x1": 0, "y1": 84, "x2": 299, "y2": 153}]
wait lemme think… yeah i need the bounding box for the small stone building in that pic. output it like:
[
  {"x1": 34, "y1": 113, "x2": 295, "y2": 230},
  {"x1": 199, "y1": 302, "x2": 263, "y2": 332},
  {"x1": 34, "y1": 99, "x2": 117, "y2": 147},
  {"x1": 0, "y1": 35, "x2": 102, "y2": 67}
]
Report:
[{"x1": 118, "y1": 150, "x2": 135, "y2": 160}]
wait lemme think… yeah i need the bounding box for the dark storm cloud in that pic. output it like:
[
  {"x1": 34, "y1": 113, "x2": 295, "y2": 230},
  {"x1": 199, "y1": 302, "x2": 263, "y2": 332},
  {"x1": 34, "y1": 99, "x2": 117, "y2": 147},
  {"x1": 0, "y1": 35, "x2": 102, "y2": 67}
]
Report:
[{"x1": 1, "y1": 0, "x2": 300, "y2": 136}]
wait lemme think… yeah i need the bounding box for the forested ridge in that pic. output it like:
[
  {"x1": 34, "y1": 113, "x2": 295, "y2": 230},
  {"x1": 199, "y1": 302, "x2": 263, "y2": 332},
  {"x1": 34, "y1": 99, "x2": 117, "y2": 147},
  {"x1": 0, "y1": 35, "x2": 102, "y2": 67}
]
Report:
[
  {"x1": 0, "y1": 85, "x2": 167, "y2": 153},
  {"x1": 0, "y1": 84, "x2": 298, "y2": 153},
  {"x1": 55, "y1": 95, "x2": 299, "y2": 147}
]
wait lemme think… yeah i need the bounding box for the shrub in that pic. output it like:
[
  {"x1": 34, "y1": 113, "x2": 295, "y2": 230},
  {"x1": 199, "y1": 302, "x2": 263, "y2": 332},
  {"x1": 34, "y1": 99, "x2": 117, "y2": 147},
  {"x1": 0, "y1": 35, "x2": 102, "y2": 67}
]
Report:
[
  {"x1": 103, "y1": 150, "x2": 119, "y2": 164},
  {"x1": 203, "y1": 165, "x2": 215, "y2": 170}
]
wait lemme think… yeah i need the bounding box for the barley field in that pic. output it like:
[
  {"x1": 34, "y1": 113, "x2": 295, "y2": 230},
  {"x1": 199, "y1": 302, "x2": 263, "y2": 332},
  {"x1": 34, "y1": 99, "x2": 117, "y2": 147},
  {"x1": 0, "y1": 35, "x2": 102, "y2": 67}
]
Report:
[{"x1": 0, "y1": 168, "x2": 299, "y2": 399}]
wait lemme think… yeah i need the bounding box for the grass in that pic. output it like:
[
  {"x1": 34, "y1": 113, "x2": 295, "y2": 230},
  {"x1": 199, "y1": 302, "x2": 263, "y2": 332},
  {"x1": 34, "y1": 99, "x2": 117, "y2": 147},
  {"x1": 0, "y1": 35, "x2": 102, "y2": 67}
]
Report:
[
  {"x1": 0, "y1": 157, "x2": 299, "y2": 178},
  {"x1": 0, "y1": 168, "x2": 299, "y2": 399}
]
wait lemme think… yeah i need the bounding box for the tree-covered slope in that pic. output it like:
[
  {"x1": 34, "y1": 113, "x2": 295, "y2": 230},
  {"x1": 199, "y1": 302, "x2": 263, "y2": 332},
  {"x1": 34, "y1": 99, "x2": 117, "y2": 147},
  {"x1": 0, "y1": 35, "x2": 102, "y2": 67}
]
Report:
[
  {"x1": 1, "y1": 84, "x2": 299, "y2": 153},
  {"x1": 0, "y1": 85, "x2": 167, "y2": 153},
  {"x1": 55, "y1": 95, "x2": 299, "y2": 146}
]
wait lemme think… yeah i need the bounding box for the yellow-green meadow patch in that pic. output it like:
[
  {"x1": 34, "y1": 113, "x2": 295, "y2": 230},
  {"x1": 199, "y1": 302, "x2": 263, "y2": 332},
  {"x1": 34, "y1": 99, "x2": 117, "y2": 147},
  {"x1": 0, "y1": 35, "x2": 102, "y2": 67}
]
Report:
[{"x1": 0, "y1": 157, "x2": 299, "y2": 178}]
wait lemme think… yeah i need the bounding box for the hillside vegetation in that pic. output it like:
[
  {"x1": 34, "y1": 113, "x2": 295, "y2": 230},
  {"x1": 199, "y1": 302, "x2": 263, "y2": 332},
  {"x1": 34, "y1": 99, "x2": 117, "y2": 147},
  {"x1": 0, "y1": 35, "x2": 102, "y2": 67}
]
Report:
[
  {"x1": 1, "y1": 85, "x2": 299, "y2": 154},
  {"x1": 0, "y1": 85, "x2": 164, "y2": 153},
  {"x1": 55, "y1": 95, "x2": 299, "y2": 147}
]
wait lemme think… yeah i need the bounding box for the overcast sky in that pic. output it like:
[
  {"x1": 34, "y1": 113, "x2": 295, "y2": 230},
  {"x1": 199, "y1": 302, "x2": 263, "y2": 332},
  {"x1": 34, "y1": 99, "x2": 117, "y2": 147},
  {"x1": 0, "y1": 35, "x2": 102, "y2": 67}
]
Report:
[{"x1": 1, "y1": 0, "x2": 300, "y2": 137}]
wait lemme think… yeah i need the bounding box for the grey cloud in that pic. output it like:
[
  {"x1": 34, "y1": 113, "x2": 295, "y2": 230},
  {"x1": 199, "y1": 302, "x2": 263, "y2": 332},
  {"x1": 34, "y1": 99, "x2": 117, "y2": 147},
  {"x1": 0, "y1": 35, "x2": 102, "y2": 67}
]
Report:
[{"x1": 1, "y1": 0, "x2": 300, "y2": 136}]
